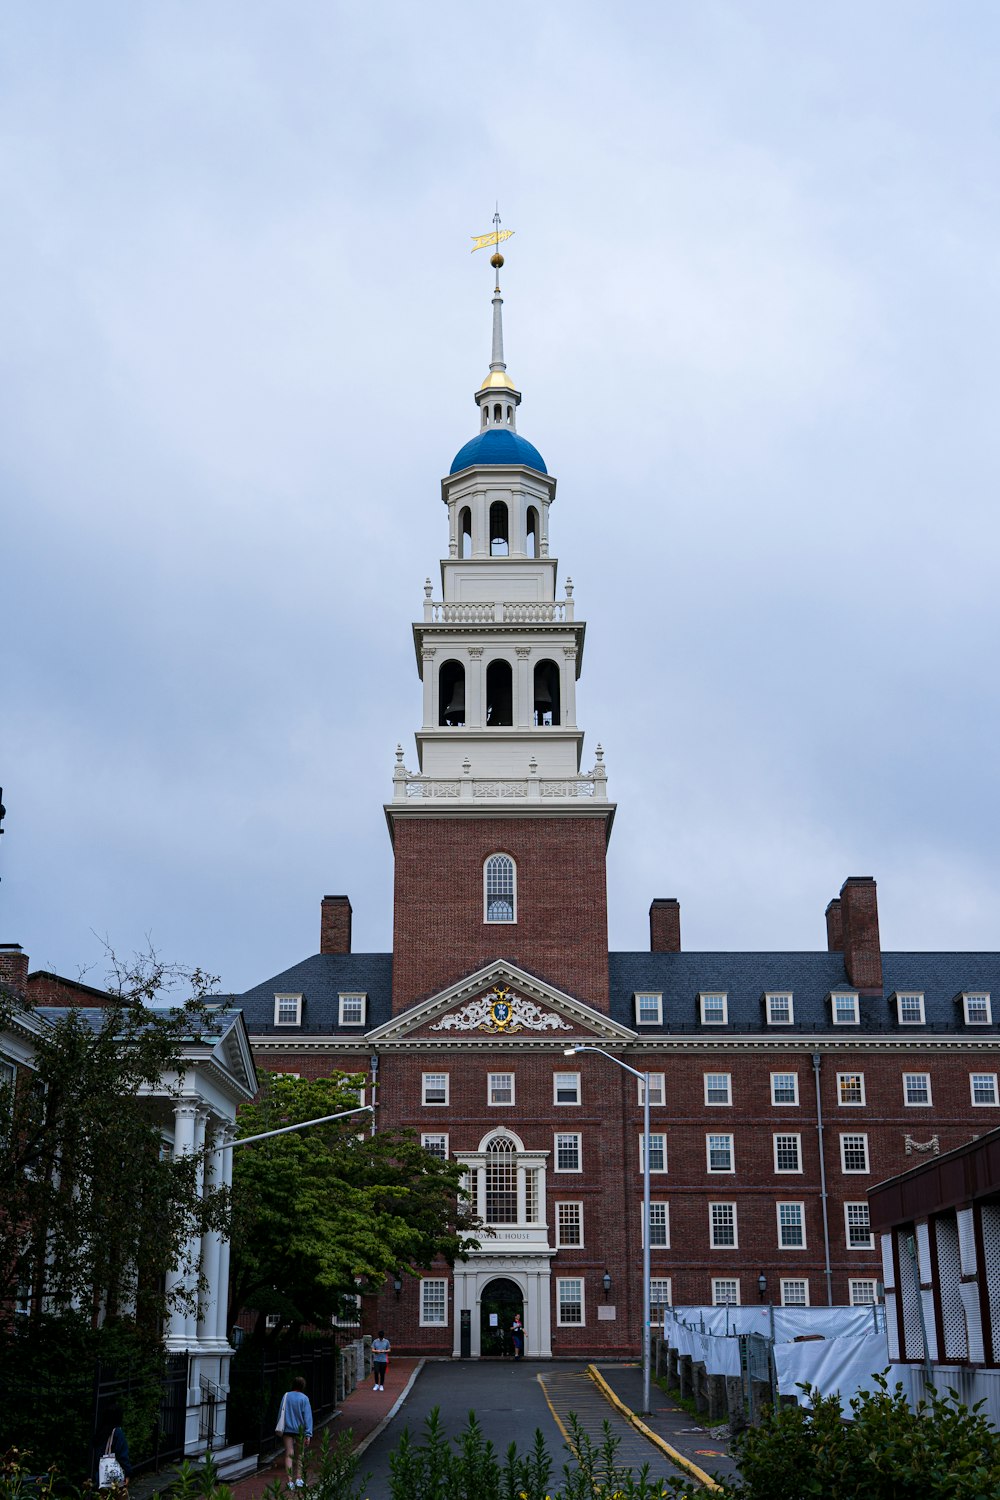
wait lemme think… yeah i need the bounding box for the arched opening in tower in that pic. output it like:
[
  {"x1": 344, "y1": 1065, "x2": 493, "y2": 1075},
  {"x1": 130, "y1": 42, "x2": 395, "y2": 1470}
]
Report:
[
  {"x1": 526, "y1": 505, "x2": 539, "y2": 558},
  {"x1": 439, "y1": 659, "x2": 466, "y2": 726},
  {"x1": 533, "y1": 659, "x2": 561, "y2": 726},
  {"x1": 489, "y1": 501, "x2": 509, "y2": 557},
  {"x1": 486, "y1": 659, "x2": 513, "y2": 726},
  {"x1": 459, "y1": 506, "x2": 473, "y2": 558}
]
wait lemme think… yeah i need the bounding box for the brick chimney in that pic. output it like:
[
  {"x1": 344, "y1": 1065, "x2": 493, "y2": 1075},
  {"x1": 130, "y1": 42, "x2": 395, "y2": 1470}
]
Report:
[
  {"x1": 0, "y1": 943, "x2": 29, "y2": 994},
  {"x1": 825, "y1": 899, "x2": 844, "y2": 952},
  {"x1": 320, "y1": 895, "x2": 353, "y2": 955},
  {"x1": 839, "y1": 876, "x2": 882, "y2": 990},
  {"x1": 649, "y1": 898, "x2": 681, "y2": 953}
]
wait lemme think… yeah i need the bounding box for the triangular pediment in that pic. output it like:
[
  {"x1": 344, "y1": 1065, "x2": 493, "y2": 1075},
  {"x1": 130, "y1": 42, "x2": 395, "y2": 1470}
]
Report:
[{"x1": 367, "y1": 961, "x2": 637, "y2": 1046}]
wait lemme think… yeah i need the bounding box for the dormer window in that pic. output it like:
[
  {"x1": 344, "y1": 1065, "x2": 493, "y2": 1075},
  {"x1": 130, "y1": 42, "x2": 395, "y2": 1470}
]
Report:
[
  {"x1": 963, "y1": 992, "x2": 992, "y2": 1026},
  {"x1": 766, "y1": 992, "x2": 793, "y2": 1025},
  {"x1": 274, "y1": 994, "x2": 303, "y2": 1026},
  {"x1": 700, "y1": 992, "x2": 728, "y2": 1026},
  {"x1": 484, "y1": 854, "x2": 516, "y2": 923},
  {"x1": 338, "y1": 993, "x2": 367, "y2": 1026},
  {"x1": 635, "y1": 992, "x2": 662, "y2": 1025},
  {"x1": 895, "y1": 992, "x2": 925, "y2": 1026},
  {"x1": 830, "y1": 990, "x2": 859, "y2": 1026}
]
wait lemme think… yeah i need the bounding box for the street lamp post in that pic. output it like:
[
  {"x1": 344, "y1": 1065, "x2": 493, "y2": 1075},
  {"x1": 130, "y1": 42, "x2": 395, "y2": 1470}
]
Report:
[{"x1": 565, "y1": 1044, "x2": 652, "y2": 1415}]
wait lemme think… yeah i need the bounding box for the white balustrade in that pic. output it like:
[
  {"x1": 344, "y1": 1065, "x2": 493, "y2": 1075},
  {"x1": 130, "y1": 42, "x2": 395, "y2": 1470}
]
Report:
[{"x1": 423, "y1": 599, "x2": 574, "y2": 624}]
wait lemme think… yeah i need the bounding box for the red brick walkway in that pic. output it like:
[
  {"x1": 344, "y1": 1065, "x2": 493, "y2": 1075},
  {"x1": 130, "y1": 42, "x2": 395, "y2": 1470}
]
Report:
[{"x1": 229, "y1": 1358, "x2": 422, "y2": 1500}]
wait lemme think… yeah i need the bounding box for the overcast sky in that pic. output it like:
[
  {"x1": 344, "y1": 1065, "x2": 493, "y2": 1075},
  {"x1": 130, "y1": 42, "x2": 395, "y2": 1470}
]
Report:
[{"x1": 3, "y1": 2, "x2": 999, "y2": 994}]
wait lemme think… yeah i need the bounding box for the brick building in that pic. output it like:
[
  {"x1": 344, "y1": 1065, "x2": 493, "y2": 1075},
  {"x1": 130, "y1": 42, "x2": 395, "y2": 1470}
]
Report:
[{"x1": 230, "y1": 259, "x2": 1000, "y2": 1358}]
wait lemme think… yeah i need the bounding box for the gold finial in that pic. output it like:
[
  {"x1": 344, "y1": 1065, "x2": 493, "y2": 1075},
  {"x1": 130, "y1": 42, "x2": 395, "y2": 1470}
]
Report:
[{"x1": 471, "y1": 206, "x2": 514, "y2": 289}]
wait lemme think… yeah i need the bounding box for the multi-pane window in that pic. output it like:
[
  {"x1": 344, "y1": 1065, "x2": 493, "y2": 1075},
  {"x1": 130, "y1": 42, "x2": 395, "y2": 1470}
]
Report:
[
  {"x1": 832, "y1": 991, "x2": 859, "y2": 1025},
  {"x1": 648, "y1": 1201, "x2": 670, "y2": 1247},
  {"x1": 963, "y1": 992, "x2": 992, "y2": 1026},
  {"x1": 700, "y1": 992, "x2": 728, "y2": 1025},
  {"x1": 774, "y1": 1134, "x2": 802, "y2": 1173},
  {"x1": 524, "y1": 1167, "x2": 539, "y2": 1222},
  {"x1": 338, "y1": 993, "x2": 366, "y2": 1025},
  {"x1": 489, "y1": 1072, "x2": 514, "y2": 1106},
  {"x1": 556, "y1": 1202, "x2": 583, "y2": 1247},
  {"x1": 771, "y1": 1073, "x2": 799, "y2": 1105},
  {"x1": 712, "y1": 1278, "x2": 740, "y2": 1306},
  {"x1": 649, "y1": 1278, "x2": 672, "y2": 1312},
  {"x1": 705, "y1": 1073, "x2": 731, "y2": 1106},
  {"x1": 638, "y1": 1074, "x2": 665, "y2": 1106},
  {"x1": 485, "y1": 1137, "x2": 517, "y2": 1222},
  {"x1": 555, "y1": 1133, "x2": 582, "y2": 1171},
  {"x1": 971, "y1": 1073, "x2": 999, "y2": 1106},
  {"x1": 837, "y1": 1072, "x2": 866, "y2": 1106},
  {"x1": 635, "y1": 993, "x2": 663, "y2": 1025},
  {"x1": 274, "y1": 994, "x2": 302, "y2": 1025},
  {"x1": 640, "y1": 1134, "x2": 667, "y2": 1173},
  {"x1": 484, "y1": 854, "x2": 516, "y2": 922},
  {"x1": 710, "y1": 1202, "x2": 738, "y2": 1248},
  {"x1": 777, "y1": 1202, "x2": 806, "y2": 1248},
  {"x1": 850, "y1": 1279, "x2": 878, "y2": 1306},
  {"x1": 896, "y1": 992, "x2": 925, "y2": 1025},
  {"x1": 421, "y1": 1133, "x2": 448, "y2": 1160},
  {"x1": 557, "y1": 1278, "x2": 584, "y2": 1325},
  {"x1": 903, "y1": 1072, "x2": 932, "y2": 1106},
  {"x1": 420, "y1": 1279, "x2": 447, "y2": 1325},
  {"x1": 766, "y1": 993, "x2": 794, "y2": 1025},
  {"x1": 707, "y1": 1134, "x2": 734, "y2": 1172},
  {"x1": 422, "y1": 1073, "x2": 449, "y2": 1105},
  {"x1": 845, "y1": 1202, "x2": 873, "y2": 1249},
  {"x1": 554, "y1": 1072, "x2": 580, "y2": 1105},
  {"x1": 781, "y1": 1279, "x2": 809, "y2": 1306},
  {"x1": 840, "y1": 1134, "x2": 870, "y2": 1173}
]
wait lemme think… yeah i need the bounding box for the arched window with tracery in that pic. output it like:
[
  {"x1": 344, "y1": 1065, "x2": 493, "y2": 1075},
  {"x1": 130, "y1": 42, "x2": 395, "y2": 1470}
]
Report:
[
  {"x1": 485, "y1": 1135, "x2": 518, "y2": 1223},
  {"x1": 484, "y1": 853, "x2": 516, "y2": 923}
]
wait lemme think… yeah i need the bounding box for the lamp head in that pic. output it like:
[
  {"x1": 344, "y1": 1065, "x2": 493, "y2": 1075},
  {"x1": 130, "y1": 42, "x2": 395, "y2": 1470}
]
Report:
[{"x1": 563, "y1": 1047, "x2": 577, "y2": 1056}]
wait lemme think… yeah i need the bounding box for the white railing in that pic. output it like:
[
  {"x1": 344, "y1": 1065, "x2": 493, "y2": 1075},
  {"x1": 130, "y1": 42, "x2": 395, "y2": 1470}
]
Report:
[
  {"x1": 424, "y1": 599, "x2": 574, "y2": 624},
  {"x1": 398, "y1": 773, "x2": 603, "y2": 803}
]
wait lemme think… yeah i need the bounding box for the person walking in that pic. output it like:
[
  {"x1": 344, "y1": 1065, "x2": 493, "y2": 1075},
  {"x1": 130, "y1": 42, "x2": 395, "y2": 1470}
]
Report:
[
  {"x1": 275, "y1": 1376, "x2": 313, "y2": 1489},
  {"x1": 510, "y1": 1314, "x2": 524, "y2": 1360},
  {"x1": 97, "y1": 1405, "x2": 132, "y2": 1488},
  {"x1": 372, "y1": 1330, "x2": 391, "y2": 1390}
]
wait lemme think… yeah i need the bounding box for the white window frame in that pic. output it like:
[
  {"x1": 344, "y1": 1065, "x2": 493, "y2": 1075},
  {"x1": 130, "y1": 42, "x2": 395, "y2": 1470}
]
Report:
[
  {"x1": 419, "y1": 1278, "x2": 448, "y2": 1326},
  {"x1": 850, "y1": 1279, "x2": 878, "y2": 1306},
  {"x1": 488, "y1": 1071, "x2": 515, "y2": 1107},
  {"x1": 770, "y1": 1072, "x2": 799, "y2": 1106},
  {"x1": 831, "y1": 991, "x2": 860, "y2": 1025},
  {"x1": 837, "y1": 1072, "x2": 866, "y2": 1107},
  {"x1": 638, "y1": 1074, "x2": 665, "y2": 1107},
  {"x1": 766, "y1": 992, "x2": 794, "y2": 1025},
  {"x1": 337, "y1": 992, "x2": 366, "y2": 1025},
  {"x1": 896, "y1": 991, "x2": 925, "y2": 1026},
  {"x1": 555, "y1": 1132, "x2": 582, "y2": 1172},
  {"x1": 553, "y1": 1071, "x2": 580, "y2": 1105},
  {"x1": 422, "y1": 1072, "x2": 449, "y2": 1106},
  {"x1": 780, "y1": 1278, "x2": 810, "y2": 1307},
  {"x1": 903, "y1": 1072, "x2": 932, "y2": 1107},
  {"x1": 773, "y1": 1133, "x2": 803, "y2": 1174},
  {"x1": 421, "y1": 1132, "x2": 449, "y2": 1160},
  {"x1": 971, "y1": 1073, "x2": 999, "y2": 1107},
  {"x1": 706, "y1": 1133, "x2": 735, "y2": 1174},
  {"x1": 483, "y1": 853, "x2": 517, "y2": 924},
  {"x1": 639, "y1": 1133, "x2": 667, "y2": 1174},
  {"x1": 845, "y1": 1202, "x2": 874, "y2": 1249},
  {"x1": 555, "y1": 1201, "x2": 584, "y2": 1248},
  {"x1": 776, "y1": 1201, "x2": 806, "y2": 1249},
  {"x1": 273, "y1": 993, "x2": 302, "y2": 1026},
  {"x1": 649, "y1": 1277, "x2": 672, "y2": 1311},
  {"x1": 709, "y1": 1201, "x2": 738, "y2": 1249},
  {"x1": 963, "y1": 991, "x2": 992, "y2": 1026},
  {"x1": 647, "y1": 1201, "x2": 670, "y2": 1248},
  {"x1": 556, "y1": 1277, "x2": 585, "y2": 1326},
  {"x1": 712, "y1": 1277, "x2": 740, "y2": 1306},
  {"x1": 635, "y1": 992, "x2": 663, "y2": 1025},
  {"x1": 704, "y1": 1072, "x2": 732, "y2": 1106},
  {"x1": 840, "y1": 1133, "x2": 870, "y2": 1173},
  {"x1": 700, "y1": 992, "x2": 728, "y2": 1026}
]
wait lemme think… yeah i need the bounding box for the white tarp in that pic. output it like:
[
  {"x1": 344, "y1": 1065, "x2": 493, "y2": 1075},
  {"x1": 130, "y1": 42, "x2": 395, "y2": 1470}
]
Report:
[
  {"x1": 665, "y1": 1306, "x2": 878, "y2": 1341},
  {"x1": 774, "y1": 1330, "x2": 890, "y2": 1408},
  {"x1": 661, "y1": 1307, "x2": 886, "y2": 1386}
]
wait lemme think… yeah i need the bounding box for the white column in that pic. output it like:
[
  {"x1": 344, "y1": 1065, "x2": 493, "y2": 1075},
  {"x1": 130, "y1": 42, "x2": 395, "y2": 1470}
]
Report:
[
  {"x1": 197, "y1": 1122, "x2": 226, "y2": 1350},
  {"x1": 516, "y1": 1166, "x2": 527, "y2": 1225},
  {"x1": 164, "y1": 1099, "x2": 199, "y2": 1351},
  {"x1": 214, "y1": 1126, "x2": 235, "y2": 1348},
  {"x1": 562, "y1": 646, "x2": 578, "y2": 727},
  {"x1": 468, "y1": 648, "x2": 484, "y2": 727},
  {"x1": 184, "y1": 1109, "x2": 208, "y2": 1347},
  {"x1": 515, "y1": 648, "x2": 532, "y2": 727},
  {"x1": 422, "y1": 648, "x2": 436, "y2": 728},
  {"x1": 476, "y1": 1164, "x2": 487, "y2": 1222}
]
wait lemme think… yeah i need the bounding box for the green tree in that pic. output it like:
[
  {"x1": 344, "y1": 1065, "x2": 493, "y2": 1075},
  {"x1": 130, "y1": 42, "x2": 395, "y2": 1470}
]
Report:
[{"x1": 229, "y1": 1072, "x2": 480, "y2": 1330}]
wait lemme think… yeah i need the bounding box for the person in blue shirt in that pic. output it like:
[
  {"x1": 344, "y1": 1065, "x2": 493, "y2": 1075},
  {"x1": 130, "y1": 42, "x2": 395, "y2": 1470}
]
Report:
[{"x1": 276, "y1": 1376, "x2": 313, "y2": 1489}]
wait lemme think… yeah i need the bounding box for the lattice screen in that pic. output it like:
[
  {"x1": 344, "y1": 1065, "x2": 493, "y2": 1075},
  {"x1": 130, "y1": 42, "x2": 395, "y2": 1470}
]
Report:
[
  {"x1": 935, "y1": 1214, "x2": 968, "y2": 1361},
  {"x1": 960, "y1": 1280, "x2": 985, "y2": 1363},
  {"x1": 958, "y1": 1206, "x2": 978, "y2": 1276},
  {"x1": 981, "y1": 1202, "x2": 1000, "y2": 1366},
  {"x1": 896, "y1": 1231, "x2": 925, "y2": 1360}
]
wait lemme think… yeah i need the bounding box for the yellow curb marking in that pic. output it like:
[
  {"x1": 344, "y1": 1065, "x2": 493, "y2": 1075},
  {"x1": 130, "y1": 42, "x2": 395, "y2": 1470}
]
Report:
[{"x1": 585, "y1": 1365, "x2": 723, "y2": 1493}]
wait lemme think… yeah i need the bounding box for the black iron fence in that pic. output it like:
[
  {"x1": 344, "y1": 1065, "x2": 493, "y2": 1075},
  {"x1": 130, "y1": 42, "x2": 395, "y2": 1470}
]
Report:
[
  {"x1": 226, "y1": 1338, "x2": 345, "y2": 1458},
  {"x1": 91, "y1": 1353, "x2": 188, "y2": 1479}
]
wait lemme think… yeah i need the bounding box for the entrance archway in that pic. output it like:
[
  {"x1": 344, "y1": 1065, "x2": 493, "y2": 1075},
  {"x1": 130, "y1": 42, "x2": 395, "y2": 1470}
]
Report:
[{"x1": 479, "y1": 1276, "x2": 523, "y2": 1358}]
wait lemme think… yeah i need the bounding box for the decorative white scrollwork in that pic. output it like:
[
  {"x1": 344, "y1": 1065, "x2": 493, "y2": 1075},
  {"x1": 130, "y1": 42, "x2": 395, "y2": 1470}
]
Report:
[
  {"x1": 431, "y1": 987, "x2": 572, "y2": 1034},
  {"x1": 904, "y1": 1134, "x2": 940, "y2": 1156}
]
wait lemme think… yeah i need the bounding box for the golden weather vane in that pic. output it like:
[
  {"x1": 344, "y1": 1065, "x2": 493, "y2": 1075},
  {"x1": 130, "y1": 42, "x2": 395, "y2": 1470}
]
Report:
[{"x1": 471, "y1": 206, "x2": 514, "y2": 287}]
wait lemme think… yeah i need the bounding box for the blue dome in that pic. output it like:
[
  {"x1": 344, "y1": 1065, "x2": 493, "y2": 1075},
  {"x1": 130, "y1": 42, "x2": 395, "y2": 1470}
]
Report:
[{"x1": 449, "y1": 428, "x2": 547, "y2": 475}]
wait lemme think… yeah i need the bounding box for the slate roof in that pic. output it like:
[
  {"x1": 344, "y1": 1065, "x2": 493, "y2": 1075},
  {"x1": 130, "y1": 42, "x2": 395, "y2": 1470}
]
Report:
[{"x1": 229, "y1": 948, "x2": 1000, "y2": 1040}]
